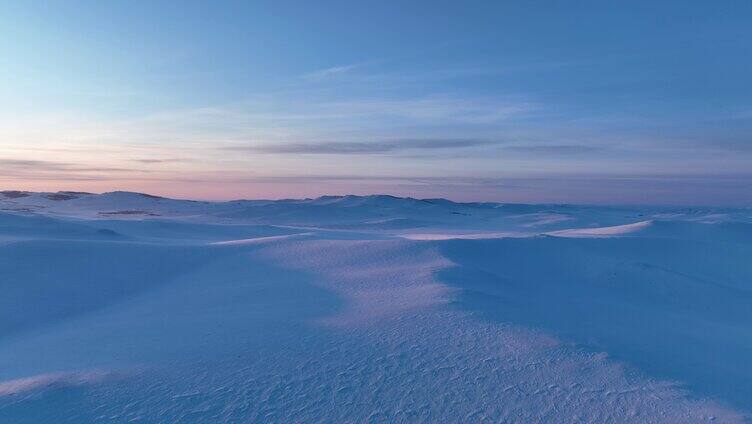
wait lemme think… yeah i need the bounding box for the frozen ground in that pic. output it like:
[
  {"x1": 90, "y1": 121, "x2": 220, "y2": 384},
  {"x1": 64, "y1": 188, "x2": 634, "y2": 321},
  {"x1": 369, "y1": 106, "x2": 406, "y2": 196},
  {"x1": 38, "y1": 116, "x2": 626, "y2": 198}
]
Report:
[{"x1": 0, "y1": 190, "x2": 750, "y2": 423}]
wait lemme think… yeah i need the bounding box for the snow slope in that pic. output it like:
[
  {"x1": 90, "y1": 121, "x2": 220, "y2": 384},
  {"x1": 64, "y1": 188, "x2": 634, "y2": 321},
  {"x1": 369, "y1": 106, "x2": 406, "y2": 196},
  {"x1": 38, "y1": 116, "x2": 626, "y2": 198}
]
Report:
[{"x1": 0, "y1": 191, "x2": 750, "y2": 422}]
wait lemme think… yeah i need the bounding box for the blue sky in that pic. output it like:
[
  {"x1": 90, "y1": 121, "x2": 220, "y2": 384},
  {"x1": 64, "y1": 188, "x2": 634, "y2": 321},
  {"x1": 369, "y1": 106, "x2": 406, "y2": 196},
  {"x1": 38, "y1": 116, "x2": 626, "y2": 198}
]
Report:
[{"x1": 1, "y1": 1, "x2": 751, "y2": 203}]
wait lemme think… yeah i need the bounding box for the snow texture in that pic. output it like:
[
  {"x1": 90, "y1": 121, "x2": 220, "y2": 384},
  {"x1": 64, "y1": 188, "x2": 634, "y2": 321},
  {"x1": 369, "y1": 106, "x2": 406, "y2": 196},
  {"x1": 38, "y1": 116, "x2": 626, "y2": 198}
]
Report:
[{"x1": 0, "y1": 191, "x2": 750, "y2": 422}]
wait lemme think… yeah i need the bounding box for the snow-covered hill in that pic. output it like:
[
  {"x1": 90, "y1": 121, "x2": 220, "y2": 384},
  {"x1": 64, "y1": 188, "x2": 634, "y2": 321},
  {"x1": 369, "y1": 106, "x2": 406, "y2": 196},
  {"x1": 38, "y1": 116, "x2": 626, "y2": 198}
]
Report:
[{"x1": 1, "y1": 191, "x2": 750, "y2": 422}]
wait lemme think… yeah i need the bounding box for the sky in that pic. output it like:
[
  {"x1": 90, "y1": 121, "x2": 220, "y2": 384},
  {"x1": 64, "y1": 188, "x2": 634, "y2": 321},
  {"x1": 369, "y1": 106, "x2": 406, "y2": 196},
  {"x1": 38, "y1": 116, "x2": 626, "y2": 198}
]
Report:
[{"x1": 1, "y1": 1, "x2": 751, "y2": 204}]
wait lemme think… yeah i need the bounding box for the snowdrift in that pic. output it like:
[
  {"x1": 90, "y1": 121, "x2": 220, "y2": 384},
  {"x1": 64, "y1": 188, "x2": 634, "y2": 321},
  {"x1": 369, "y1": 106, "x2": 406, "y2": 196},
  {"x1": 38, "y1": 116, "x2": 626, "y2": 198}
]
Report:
[{"x1": 0, "y1": 192, "x2": 749, "y2": 422}]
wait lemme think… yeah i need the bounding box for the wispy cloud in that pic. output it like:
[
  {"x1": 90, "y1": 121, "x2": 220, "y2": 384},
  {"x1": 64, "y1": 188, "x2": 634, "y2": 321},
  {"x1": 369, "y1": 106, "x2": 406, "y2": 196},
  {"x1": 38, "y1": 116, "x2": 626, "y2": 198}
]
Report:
[
  {"x1": 227, "y1": 138, "x2": 494, "y2": 155},
  {"x1": 0, "y1": 158, "x2": 145, "y2": 182},
  {"x1": 297, "y1": 60, "x2": 582, "y2": 86},
  {"x1": 503, "y1": 145, "x2": 605, "y2": 155},
  {"x1": 0, "y1": 158, "x2": 137, "y2": 173},
  {"x1": 320, "y1": 97, "x2": 534, "y2": 124},
  {"x1": 301, "y1": 63, "x2": 369, "y2": 81},
  {"x1": 222, "y1": 96, "x2": 534, "y2": 125},
  {"x1": 130, "y1": 158, "x2": 185, "y2": 164}
]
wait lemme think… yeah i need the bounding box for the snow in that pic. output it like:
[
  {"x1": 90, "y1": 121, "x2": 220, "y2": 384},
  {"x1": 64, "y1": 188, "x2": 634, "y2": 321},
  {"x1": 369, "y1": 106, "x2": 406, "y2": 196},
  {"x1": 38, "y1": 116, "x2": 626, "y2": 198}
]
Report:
[
  {"x1": 400, "y1": 231, "x2": 525, "y2": 240},
  {"x1": 0, "y1": 371, "x2": 112, "y2": 397},
  {"x1": 0, "y1": 191, "x2": 750, "y2": 422},
  {"x1": 547, "y1": 220, "x2": 653, "y2": 237}
]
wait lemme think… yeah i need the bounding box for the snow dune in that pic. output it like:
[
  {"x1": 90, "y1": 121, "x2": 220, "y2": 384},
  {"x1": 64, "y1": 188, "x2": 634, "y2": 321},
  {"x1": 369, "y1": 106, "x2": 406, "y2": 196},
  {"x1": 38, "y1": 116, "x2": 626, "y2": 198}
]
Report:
[{"x1": 0, "y1": 192, "x2": 750, "y2": 422}]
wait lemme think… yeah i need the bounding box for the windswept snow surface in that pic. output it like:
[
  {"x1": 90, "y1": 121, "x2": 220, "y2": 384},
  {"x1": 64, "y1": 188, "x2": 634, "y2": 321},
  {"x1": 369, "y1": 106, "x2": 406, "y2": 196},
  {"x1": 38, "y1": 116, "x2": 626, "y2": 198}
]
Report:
[{"x1": 1, "y1": 191, "x2": 751, "y2": 422}]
